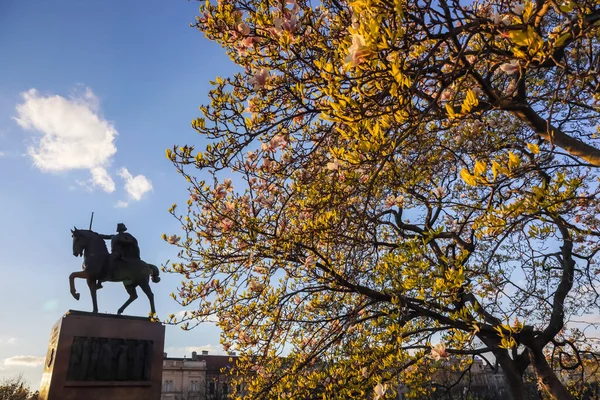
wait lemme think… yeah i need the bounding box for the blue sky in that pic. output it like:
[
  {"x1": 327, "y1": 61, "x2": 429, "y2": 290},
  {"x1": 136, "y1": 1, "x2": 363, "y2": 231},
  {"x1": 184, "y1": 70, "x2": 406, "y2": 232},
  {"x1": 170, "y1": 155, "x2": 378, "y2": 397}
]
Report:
[{"x1": 0, "y1": 0, "x2": 236, "y2": 388}]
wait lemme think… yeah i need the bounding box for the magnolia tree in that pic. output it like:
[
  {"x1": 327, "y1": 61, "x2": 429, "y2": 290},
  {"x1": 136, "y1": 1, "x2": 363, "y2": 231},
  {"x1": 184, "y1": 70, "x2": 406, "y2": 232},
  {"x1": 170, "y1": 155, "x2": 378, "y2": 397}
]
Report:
[
  {"x1": 0, "y1": 376, "x2": 39, "y2": 400},
  {"x1": 166, "y1": 0, "x2": 600, "y2": 399}
]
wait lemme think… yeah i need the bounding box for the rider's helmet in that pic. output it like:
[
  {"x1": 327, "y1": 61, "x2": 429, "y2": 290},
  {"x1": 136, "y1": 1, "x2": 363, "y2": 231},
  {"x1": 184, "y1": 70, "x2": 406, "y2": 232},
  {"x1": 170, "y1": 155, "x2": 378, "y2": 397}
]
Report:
[{"x1": 116, "y1": 223, "x2": 127, "y2": 233}]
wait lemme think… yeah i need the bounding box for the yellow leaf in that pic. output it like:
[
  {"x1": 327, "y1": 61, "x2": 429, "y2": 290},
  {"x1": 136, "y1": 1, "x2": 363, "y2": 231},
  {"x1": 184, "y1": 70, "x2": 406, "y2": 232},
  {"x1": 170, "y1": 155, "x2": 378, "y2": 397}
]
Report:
[
  {"x1": 445, "y1": 103, "x2": 456, "y2": 119},
  {"x1": 474, "y1": 160, "x2": 486, "y2": 176},
  {"x1": 512, "y1": 47, "x2": 528, "y2": 59},
  {"x1": 466, "y1": 89, "x2": 477, "y2": 105},
  {"x1": 523, "y1": 1, "x2": 534, "y2": 20},
  {"x1": 526, "y1": 143, "x2": 539, "y2": 154},
  {"x1": 491, "y1": 160, "x2": 501, "y2": 179},
  {"x1": 559, "y1": 1, "x2": 574, "y2": 12},
  {"x1": 460, "y1": 89, "x2": 479, "y2": 114},
  {"x1": 507, "y1": 152, "x2": 521, "y2": 170},
  {"x1": 508, "y1": 30, "x2": 529, "y2": 47},
  {"x1": 554, "y1": 32, "x2": 572, "y2": 48},
  {"x1": 460, "y1": 168, "x2": 477, "y2": 186}
]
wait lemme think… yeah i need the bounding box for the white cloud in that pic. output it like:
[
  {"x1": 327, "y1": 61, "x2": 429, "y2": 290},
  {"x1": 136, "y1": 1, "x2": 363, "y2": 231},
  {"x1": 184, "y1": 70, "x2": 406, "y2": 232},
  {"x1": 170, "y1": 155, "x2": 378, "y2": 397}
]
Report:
[
  {"x1": 172, "y1": 310, "x2": 219, "y2": 323},
  {"x1": 164, "y1": 344, "x2": 226, "y2": 357},
  {"x1": 185, "y1": 345, "x2": 224, "y2": 354},
  {"x1": 115, "y1": 200, "x2": 129, "y2": 208},
  {"x1": 14, "y1": 87, "x2": 117, "y2": 192},
  {"x1": 42, "y1": 299, "x2": 59, "y2": 312},
  {"x1": 91, "y1": 167, "x2": 115, "y2": 192},
  {"x1": 118, "y1": 167, "x2": 152, "y2": 204},
  {"x1": 3, "y1": 356, "x2": 45, "y2": 367},
  {"x1": 0, "y1": 337, "x2": 16, "y2": 345}
]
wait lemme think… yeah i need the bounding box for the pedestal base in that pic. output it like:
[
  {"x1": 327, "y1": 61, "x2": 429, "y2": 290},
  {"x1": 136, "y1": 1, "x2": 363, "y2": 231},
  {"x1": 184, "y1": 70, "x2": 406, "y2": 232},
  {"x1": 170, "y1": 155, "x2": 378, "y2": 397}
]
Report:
[{"x1": 38, "y1": 310, "x2": 165, "y2": 400}]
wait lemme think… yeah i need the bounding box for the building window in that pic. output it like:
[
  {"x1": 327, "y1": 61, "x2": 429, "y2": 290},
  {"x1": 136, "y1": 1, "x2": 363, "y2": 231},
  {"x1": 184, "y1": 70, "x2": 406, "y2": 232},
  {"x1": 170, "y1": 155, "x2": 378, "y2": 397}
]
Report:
[
  {"x1": 223, "y1": 383, "x2": 228, "y2": 394},
  {"x1": 209, "y1": 381, "x2": 216, "y2": 395},
  {"x1": 164, "y1": 380, "x2": 173, "y2": 392},
  {"x1": 191, "y1": 380, "x2": 197, "y2": 392}
]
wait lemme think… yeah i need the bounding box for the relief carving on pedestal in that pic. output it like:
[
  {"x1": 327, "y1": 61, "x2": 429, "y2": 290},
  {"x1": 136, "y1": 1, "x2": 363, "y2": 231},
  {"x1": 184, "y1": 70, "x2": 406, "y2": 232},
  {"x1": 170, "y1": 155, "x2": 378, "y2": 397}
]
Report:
[{"x1": 67, "y1": 337, "x2": 153, "y2": 381}]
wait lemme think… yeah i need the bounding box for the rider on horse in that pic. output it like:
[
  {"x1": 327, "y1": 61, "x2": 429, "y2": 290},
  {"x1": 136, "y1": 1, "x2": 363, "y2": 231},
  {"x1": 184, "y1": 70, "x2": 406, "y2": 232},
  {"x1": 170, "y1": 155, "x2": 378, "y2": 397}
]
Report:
[{"x1": 97, "y1": 223, "x2": 141, "y2": 289}]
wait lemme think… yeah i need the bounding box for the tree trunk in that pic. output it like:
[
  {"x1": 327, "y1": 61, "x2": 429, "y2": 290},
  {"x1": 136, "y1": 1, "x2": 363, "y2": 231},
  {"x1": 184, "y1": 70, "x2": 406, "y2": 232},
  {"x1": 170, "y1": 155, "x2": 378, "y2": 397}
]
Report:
[
  {"x1": 496, "y1": 354, "x2": 527, "y2": 400},
  {"x1": 529, "y1": 348, "x2": 573, "y2": 400}
]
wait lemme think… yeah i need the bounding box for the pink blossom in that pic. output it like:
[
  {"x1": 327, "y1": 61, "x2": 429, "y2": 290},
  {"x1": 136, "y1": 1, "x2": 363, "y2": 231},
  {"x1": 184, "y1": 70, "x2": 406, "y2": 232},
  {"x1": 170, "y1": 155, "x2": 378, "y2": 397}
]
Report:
[
  {"x1": 254, "y1": 193, "x2": 265, "y2": 204},
  {"x1": 304, "y1": 255, "x2": 315, "y2": 267},
  {"x1": 374, "y1": 383, "x2": 387, "y2": 400},
  {"x1": 237, "y1": 22, "x2": 250, "y2": 35},
  {"x1": 274, "y1": 14, "x2": 299, "y2": 34},
  {"x1": 253, "y1": 365, "x2": 268, "y2": 377},
  {"x1": 440, "y1": 89, "x2": 452, "y2": 101},
  {"x1": 240, "y1": 36, "x2": 259, "y2": 48},
  {"x1": 361, "y1": 366, "x2": 368, "y2": 378},
  {"x1": 265, "y1": 197, "x2": 275, "y2": 207},
  {"x1": 506, "y1": 81, "x2": 517, "y2": 94},
  {"x1": 351, "y1": 14, "x2": 360, "y2": 29},
  {"x1": 384, "y1": 195, "x2": 396, "y2": 209},
  {"x1": 224, "y1": 201, "x2": 235, "y2": 212},
  {"x1": 270, "y1": 135, "x2": 287, "y2": 150},
  {"x1": 430, "y1": 342, "x2": 450, "y2": 360},
  {"x1": 248, "y1": 280, "x2": 265, "y2": 293},
  {"x1": 248, "y1": 68, "x2": 270, "y2": 90},
  {"x1": 384, "y1": 195, "x2": 404, "y2": 208},
  {"x1": 512, "y1": 3, "x2": 525, "y2": 15},
  {"x1": 345, "y1": 34, "x2": 369, "y2": 67},
  {"x1": 500, "y1": 60, "x2": 520, "y2": 74},
  {"x1": 220, "y1": 218, "x2": 234, "y2": 231},
  {"x1": 490, "y1": 12, "x2": 511, "y2": 25},
  {"x1": 286, "y1": 0, "x2": 299, "y2": 10},
  {"x1": 214, "y1": 185, "x2": 227, "y2": 199},
  {"x1": 238, "y1": 331, "x2": 251, "y2": 345},
  {"x1": 327, "y1": 158, "x2": 341, "y2": 171},
  {"x1": 167, "y1": 235, "x2": 180, "y2": 244},
  {"x1": 475, "y1": 3, "x2": 492, "y2": 17},
  {"x1": 262, "y1": 157, "x2": 273, "y2": 170}
]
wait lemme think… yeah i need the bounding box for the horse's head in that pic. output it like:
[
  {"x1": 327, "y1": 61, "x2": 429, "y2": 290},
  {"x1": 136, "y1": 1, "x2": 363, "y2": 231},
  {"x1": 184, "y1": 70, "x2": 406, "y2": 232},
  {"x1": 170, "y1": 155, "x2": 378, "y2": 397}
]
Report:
[{"x1": 71, "y1": 227, "x2": 88, "y2": 257}]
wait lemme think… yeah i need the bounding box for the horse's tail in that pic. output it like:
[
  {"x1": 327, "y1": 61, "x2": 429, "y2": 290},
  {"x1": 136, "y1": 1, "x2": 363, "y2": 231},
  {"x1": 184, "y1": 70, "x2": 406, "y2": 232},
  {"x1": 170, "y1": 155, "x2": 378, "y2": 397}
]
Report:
[{"x1": 148, "y1": 263, "x2": 161, "y2": 283}]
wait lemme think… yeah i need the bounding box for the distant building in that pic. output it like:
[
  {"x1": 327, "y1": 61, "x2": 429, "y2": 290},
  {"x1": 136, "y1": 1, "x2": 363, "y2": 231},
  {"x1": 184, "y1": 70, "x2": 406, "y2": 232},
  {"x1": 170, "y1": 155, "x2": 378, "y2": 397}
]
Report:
[
  {"x1": 426, "y1": 357, "x2": 509, "y2": 399},
  {"x1": 161, "y1": 351, "x2": 239, "y2": 400}
]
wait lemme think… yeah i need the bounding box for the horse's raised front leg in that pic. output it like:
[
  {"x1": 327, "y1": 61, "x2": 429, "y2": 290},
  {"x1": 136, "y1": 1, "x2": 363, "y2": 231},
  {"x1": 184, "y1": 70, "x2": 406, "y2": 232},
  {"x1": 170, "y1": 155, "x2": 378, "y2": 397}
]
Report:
[
  {"x1": 117, "y1": 284, "x2": 138, "y2": 315},
  {"x1": 139, "y1": 280, "x2": 156, "y2": 316},
  {"x1": 86, "y1": 278, "x2": 98, "y2": 313},
  {"x1": 69, "y1": 271, "x2": 88, "y2": 301}
]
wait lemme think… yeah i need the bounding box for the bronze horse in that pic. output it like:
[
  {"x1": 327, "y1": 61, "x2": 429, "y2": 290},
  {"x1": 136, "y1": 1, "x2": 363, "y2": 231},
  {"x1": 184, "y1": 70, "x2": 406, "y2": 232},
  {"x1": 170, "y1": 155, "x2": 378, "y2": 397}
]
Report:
[{"x1": 69, "y1": 228, "x2": 161, "y2": 315}]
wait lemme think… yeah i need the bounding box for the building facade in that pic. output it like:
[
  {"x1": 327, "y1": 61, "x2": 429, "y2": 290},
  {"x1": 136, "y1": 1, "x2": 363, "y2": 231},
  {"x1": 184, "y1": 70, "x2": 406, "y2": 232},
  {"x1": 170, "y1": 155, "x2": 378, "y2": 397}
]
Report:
[{"x1": 161, "y1": 351, "x2": 238, "y2": 400}]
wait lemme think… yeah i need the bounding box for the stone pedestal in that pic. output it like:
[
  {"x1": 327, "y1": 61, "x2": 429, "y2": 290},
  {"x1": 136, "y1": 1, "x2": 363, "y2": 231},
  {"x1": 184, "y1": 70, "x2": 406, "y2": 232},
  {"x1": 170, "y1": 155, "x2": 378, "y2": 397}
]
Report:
[{"x1": 39, "y1": 310, "x2": 165, "y2": 400}]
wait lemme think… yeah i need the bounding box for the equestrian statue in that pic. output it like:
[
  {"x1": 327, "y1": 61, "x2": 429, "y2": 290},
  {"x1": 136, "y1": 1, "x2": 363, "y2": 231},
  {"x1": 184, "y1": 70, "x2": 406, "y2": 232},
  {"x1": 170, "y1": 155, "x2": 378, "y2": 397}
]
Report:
[{"x1": 69, "y1": 222, "x2": 161, "y2": 316}]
